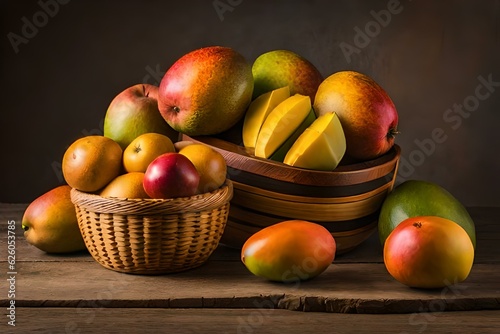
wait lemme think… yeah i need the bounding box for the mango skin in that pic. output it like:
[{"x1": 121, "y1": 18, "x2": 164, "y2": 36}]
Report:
[
  {"x1": 384, "y1": 216, "x2": 474, "y2": 289},
  {"x1": 252, "y1": 50, "x2": 323, "y2": 103},
  {"x1": 21, "y1": 185, "x2": 86, "y2": 253},
  {"x1": 378, "y1": 180, "x2": 476, "y2": 249},
  {"x1": 158, "y1": 46, "x2": 254, "y2": 136},
  {"x1": 241, "y1": 220, "x2": 336, "y2": 282}
]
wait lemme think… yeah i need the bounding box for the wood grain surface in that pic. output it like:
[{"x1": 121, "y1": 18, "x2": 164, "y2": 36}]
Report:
[{"x1": 1, "y1": 204, "x2": 500, "y2": 333}]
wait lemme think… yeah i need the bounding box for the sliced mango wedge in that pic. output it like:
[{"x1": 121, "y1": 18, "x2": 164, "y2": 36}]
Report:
[
  {"x1": 283, "y1": 111, "x2": 346, "y2": 170},
  {"x1": 269, "y1": 108, "x2": 316, "y2": 162},
  {"x1": 242, "y1": 86, "x2": 290, "y2": 148},
  {"x1": 255, "y1": 94, "x2": 312, "y2": 159}
]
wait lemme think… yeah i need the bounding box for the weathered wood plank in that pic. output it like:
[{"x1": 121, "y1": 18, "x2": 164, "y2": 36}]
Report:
[
  {"x1": 1, "y1": 206, "x2": 499, "y2": 264},
  {"x1": 1, "y1": 205, "x2": 499, "y2": 315},
  {"x1": 5, "y1": 308, "x2": 500, "y2": 334},
  {"x1": 1, "y1": 260, "x2": 499, "y2": 314}
]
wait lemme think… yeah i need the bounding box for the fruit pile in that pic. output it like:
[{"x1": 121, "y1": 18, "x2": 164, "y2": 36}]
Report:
[
  {"x1": 61, "y1": 134, "x2": 226, "y2": 200},
  {"x1": 21, "y1": 45, "x2": 476, "y2": 290}
]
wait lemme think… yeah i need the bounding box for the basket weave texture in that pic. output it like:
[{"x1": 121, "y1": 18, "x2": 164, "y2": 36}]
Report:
[{"x1": 70, "y1": 180, "x2": 233, "y2": 275}]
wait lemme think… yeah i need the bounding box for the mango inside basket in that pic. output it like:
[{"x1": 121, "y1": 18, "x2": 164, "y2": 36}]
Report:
[{"x1": 70, "y1": 179, "x2": 233, "y2": 275}]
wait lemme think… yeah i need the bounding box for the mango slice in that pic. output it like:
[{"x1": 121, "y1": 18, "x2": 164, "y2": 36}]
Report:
[
  {"x1": 284, "y1": 111, "x2": 346, "y2": 170},
  {"x1": 254, "y1": 94, "x2": 312, "y2": 159},
  {"x1": 242, "y1": 86, "x2": 290, "y2": 148},
  {"x1": 269, "y1": 108, "x2": 316, "y2": 162}
]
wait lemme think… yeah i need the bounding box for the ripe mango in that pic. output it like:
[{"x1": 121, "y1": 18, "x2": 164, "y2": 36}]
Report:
[
  {"x1": 254, "y1": 94, "x2": 312, "y2": 159},
  {"x1": 242, "y1": 86, "x2": 290, "y2": 148},
  {"x1": 384, "y1": 216, "x2": 474, "y2": 289},
  {"x1": 241, "y1": 220, "x2": 336, "y2": 282},
  {"x1": 21, "y1": 185, "x2": 86, "y2": 253},
  {"x1": 158, "y1": 46, "x2": 254, "y2": 136}
]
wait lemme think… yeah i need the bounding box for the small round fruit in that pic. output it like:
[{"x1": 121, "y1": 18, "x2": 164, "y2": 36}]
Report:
[
  {"x1": 241, "y1": 220, "x2": 336, "y2": 282},
  {"x1": 384, "y1": 216, "x2": 474, "y2": 289},
  {"x1": 100, "y1": 172, "x2": 149, "y2": 199},
  {"x1": 179, "y1": 144, "x2": 227, "y2": 193},
  {"x1": 143, "y1": 152, "x2": 200, "y2": 199},
  {"x1": 62, "y1": 136, "x2": 123, "y2": 192},
  {"x1": 123, "y1": 133, "x2": 175, "y2": 172}
]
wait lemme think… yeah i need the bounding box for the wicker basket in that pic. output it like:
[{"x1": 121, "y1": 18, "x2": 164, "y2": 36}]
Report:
[
  {"x1": 183, "y1": 134, "x2": 400, "y2": 254},
  {"x1": 70, "y1": 179, "x2": 233, "y2": 275}
]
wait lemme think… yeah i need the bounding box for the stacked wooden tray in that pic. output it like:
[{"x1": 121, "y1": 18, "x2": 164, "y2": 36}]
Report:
[{"x1": 183, "y1": 133, "x2": 401, "y2": 254}]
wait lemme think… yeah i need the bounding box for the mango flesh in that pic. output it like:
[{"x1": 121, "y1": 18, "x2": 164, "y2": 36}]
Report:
[
  {"x1": 254, "y1": 94, "x2": 312, "y2": 159},
  {"x1": 284, "y1": 111, "x2": 346, "y2": 170},
  {"x1": 21, "y1": 185, "x2": 86, "y2": 253},
  {"x1": 242, "y1": 86, "x2": 290, "y2": 148},
  {"x1": 241, "y1": 220, "x2": 336, "y2": 282},
  {"x1": 252, "y1": 50, "x2": 323, "y2": 103},
  {"x1": 269, "y1": 108, "x2": 316, "y2": 162},
  {"x1": 378, "y1": 180, "x2": 476, "y2": 248}
]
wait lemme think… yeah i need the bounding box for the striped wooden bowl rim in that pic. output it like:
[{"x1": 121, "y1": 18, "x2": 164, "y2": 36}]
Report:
[{"x1": 183, "y1": 134, "x2": 401, "y2": 188}]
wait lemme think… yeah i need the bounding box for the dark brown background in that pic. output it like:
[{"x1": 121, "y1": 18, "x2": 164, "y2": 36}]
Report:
[{"x1": 1, "y1": 0, "x2": 499, "y2": 206}]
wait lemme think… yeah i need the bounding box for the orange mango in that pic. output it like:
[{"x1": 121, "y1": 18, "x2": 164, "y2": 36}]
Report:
[{"x1": 241, "y1": 220, "x2": 336, "y2": 282}]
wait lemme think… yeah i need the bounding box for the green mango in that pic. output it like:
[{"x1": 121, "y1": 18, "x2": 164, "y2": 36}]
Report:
[{"x1": 378, "y1": 180, "x2": 476, "y2": 248}]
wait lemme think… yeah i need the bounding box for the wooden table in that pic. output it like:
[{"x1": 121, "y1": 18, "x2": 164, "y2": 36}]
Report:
[{"x1": 1, "y1": 204, "x2": 499, "y2": 333}]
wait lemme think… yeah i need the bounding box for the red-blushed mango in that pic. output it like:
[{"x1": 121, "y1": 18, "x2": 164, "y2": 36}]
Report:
[
  {"x1": 21, "y1": 185, "x2": 86, "y2": 253},
  {"x1": 241, "y1": 220, "x2": 336, "y2": 282},
  {"x1": 384, "y1": 216, "x2": 474, "y2": 289},
  {"x1": 158, "y1": 46, "x2": 253, "y2": 136},
  {"x1": 314, "y1": 71, "x2": 399, "y2": 160}
]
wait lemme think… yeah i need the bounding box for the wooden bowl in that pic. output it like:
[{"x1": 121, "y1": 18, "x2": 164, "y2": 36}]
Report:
[{"x1": 183, "y1": 133, "x2": 400, "y2": 254}]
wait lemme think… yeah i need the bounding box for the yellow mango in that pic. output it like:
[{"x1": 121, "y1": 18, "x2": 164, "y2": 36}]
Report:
[{"x1": 21, "y1": 185, "x2": 86, "y2": 253}]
